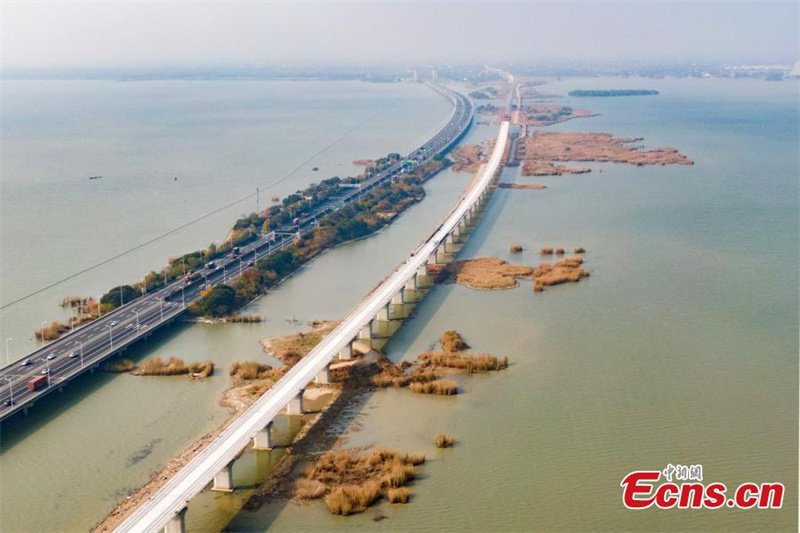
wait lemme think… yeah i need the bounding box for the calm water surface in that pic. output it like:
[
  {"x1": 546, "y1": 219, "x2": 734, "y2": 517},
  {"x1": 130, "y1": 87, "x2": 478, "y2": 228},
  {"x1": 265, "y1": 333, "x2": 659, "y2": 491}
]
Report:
[
  {"x1": 1, "y1": 77, "x2": 797, "y2": 533},
  {"x1": 229, "y1": 77, "x2": 797, "y2": 532}
]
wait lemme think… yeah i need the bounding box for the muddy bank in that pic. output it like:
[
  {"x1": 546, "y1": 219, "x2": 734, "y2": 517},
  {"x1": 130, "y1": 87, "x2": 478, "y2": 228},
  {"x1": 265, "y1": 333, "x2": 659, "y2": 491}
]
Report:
[
  {"x1": 449, "y1": 144, "x2": 485, "y2": 174},
  {"x1": 261, "y1": 320, "x2": 341, "y2": 365}
]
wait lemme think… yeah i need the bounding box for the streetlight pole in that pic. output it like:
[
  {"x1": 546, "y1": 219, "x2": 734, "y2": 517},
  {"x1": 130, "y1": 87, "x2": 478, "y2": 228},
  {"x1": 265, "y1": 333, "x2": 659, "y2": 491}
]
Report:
[
  {"x1": 5, "y1": 338, "x2": 11, "y2": 366},
  {"x1": 2, "y1": 377, "x2": 14, "y2": 406},
  {"x1": 181, "y1": 257, "x2": 186, "y2": 276},
  {"x1": 77, "y1": 341, "x2": 84, "y2": 369},
  {"x1": 181, "y1": 286, "x2": 186, "y2": 308},
  {"x1": 158, "y1": 299, "x2": 164, "y2": 322},
  {"x1": 133, "y1": 311, "x2": 140, "y2": 330}
]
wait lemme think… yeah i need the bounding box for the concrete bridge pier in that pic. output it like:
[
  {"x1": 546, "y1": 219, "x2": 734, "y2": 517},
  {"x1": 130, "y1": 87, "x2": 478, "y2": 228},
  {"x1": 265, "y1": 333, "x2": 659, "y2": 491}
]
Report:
[
  {"x1": 287, "y1": 389, "x2": 304, "y2": 415},
  {"x1": 435, "y1": 245, "x2": 448, "y2": 264},
  {"x1": 211, "y1": 461, "x2": 235, "y2": 492},
  {"x1": 164, "y1": 507, "x2": 188, "y2": 533},
  {"x1": 376, "y1": 303, "x2": 390, "y2": 322},
  {"x1": 403, "y1": 278, "x2": 421, "y2": 303},
  {"x1": 390, "y1": 291, "x2": 407, "y2": 319},
  {"x1": 428, "y1": 251, "x2": 440, "y2": 266},
  {"x1": 315, "y1": 364, "x2": 330, "y2": 384},
  {"x1": 359, "y1": 323, "x2": 373, "y2": 342},
  {"x1": 338, "y1": 342, "x2": 353, "y2": 361},
  {"x1": 253, "y1": 421, "x2": 274, "y2": 451}
]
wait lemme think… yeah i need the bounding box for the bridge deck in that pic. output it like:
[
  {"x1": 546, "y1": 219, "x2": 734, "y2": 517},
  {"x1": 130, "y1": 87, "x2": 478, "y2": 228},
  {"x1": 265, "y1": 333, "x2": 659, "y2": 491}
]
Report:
[{"x1": 115, "y1": 120, "x2": 509, "y2": 532}]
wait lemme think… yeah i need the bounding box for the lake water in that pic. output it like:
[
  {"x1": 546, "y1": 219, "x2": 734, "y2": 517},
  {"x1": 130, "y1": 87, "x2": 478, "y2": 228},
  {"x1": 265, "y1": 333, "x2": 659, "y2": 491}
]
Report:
[{"x1": 1, "y1": 77, "x2": 797, "y2": 533}]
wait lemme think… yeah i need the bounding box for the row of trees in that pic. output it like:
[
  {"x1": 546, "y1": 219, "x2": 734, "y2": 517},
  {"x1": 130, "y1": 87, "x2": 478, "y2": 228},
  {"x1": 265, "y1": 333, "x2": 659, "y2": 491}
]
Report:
[{"x1": 190, "y1": 160, "x2": 445, "y2": 317}]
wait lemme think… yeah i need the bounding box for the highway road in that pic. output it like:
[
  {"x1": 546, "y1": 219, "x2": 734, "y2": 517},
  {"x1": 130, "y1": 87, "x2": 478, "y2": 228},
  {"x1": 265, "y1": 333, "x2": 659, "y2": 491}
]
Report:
[
  {"x1": 0, "y1": 83, "x2": 473, "y2": 422},
  {"x1": 115, "y1": 119, "x2": 510, "y2": 533}
]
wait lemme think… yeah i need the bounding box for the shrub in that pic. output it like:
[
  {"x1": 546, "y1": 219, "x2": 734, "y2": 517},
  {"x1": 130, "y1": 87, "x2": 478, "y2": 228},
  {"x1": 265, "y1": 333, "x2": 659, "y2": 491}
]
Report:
[
  {"x1": 295, "y1": 478, "x2": 327, "y2": 500},
  {"x1": 435, "y1": 433, "x2": 454, "y2": 448},
  {"x1": 540, "y1": 247, "x2": 554, "y2": 255},
  {"x1": 574, "y1": 246, "x2": 586, "y2": 254},
  {"x1": 386, "y1": 487, "x2": 410, "y2": 504},
  {"x1": 324, "y1": 483, "x2": 382, "y2": 515},
  {"x1": 440, "y1": 330, "x2": 469, "y2": 352},
  {"x1": 510, "y1": 244, "x2": 523, "y2": 253},
  {"x1": 410, "y1": 379, "x2": 458, "y2": 395}
]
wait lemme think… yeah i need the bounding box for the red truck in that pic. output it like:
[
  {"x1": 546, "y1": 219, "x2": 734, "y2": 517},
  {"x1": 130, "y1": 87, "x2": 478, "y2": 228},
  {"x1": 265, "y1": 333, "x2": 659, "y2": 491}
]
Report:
[{"x1": 28, "y1": 375, "x2": 48, "y2": 392}]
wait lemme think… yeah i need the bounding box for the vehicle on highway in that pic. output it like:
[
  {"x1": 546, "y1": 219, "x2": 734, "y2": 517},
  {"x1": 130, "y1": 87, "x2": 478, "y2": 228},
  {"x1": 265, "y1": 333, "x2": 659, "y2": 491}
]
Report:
[
  {"x1": 40, "y1": 368, "x2": 49, "y2": 375},
  {"x1": 110, "y1": 321, "x2": 118, "y2": 327},
  {"x1": 206, "y1": 261, "x2": 216, "y2": 269},
  {"x1": 3, "y1": 399, "x2": 14, "y2": 407},
  {"x1": 46, "y1": 353, "x2": 57, "y2": 360},
  {"x1": 28, "y1": 375, "x2": 48, "y2": 391},
  {"x1": 20, "y1": 359, "x2": 32, "y2": 367},
  {"x1": 69, "y1": 351, "x2": 79, "y2": 358}
]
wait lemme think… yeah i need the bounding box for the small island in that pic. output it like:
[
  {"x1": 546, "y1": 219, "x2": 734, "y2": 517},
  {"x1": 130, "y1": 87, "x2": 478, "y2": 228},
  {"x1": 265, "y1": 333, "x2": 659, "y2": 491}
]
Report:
[{"x1": 568, "y1": 89, "x2": 659, "y2": 97}]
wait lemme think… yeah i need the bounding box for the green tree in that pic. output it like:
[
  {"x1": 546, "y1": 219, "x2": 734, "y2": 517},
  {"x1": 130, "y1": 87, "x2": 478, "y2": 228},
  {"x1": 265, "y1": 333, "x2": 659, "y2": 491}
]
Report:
[{"x1": 101, "y1": 285, "x2": 140, "y2": 309}]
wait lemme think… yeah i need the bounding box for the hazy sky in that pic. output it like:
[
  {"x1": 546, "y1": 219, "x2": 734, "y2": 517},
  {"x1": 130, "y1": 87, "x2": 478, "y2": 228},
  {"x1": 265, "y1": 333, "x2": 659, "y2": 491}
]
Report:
[{"x1": 2, "y1": 1, "x2": 797, "y2": 68}]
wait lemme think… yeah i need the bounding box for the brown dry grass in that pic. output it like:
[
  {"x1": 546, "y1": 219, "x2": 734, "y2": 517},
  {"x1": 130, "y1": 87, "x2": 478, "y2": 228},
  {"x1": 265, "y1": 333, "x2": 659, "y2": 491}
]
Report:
[
  {"x1": 435, "y1": 433, "x2": 454, "y2": 448},
  {"x1": 540, "y1": 247, "x2": 554, "y2": 255},
  {"x1": 134, "y1": 357, "x2": 214, "y2": 379},
  {"x1": 409, "y1": 379, "x2": 458, "y2": 395},
  {"x1": 450, "y1": 144, "x2": 485, "y2": 174},
  {"x1": 386, "y1": 487, "x2": 410, "y2": 504},
  {"x1": 434, "y1": 257, "x2": 534, "y2": 290},
  {"x1": 555, "y1": 248, "x2": 565, "y2": 255},
  {"x1": 294, "y1": 478, "x2": 327, "y2": 500},
  {"x1": 417, "y1": 352, "x2": 509, "y2": 373},
  {"x1": 297, "y1": 447, "x2": 424, "y2": 514},
  {"x1": 224, "y1": 314, "x2": 263, "y2": 323},
  {"x1": 229, "y1": 361, "x2": 286, "y2": 382},
  {"x1": 324, "y1": 483, "x2": 382, "y2": 515},
  {"x1": 440, "y1": 330, "x2": 469, "y2": 352},
  {"x1": 533, "y1": 257, "x2": 590, "y2": 292},
  {"x1": 522, "y1": 131, "x2": 694, "y2": 169},
  {"x1": 262, "y1": 320, "x2": 341, "y2": 366},
  {"x1": 35, "y1": 321, "x2": 70, "y2": 341},
  {"x1": 510, "y1": 244, "x2": 524, "y2": 253}
]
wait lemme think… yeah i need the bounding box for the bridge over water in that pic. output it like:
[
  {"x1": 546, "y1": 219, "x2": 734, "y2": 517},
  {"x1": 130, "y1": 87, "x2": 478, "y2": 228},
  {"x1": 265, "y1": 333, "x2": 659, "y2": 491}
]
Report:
[
  {"x1": 114, "y1": 119, "x2": 510, "y2": 533},
  {"x1": 0, "y1": 83, "x2": 473, "y2": 423}
]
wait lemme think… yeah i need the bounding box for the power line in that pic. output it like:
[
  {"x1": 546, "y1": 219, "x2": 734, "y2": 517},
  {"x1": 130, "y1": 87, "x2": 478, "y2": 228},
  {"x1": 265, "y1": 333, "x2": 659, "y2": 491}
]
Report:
[{"x1": 1, "y1": 111, "x2": 380, "y2": 311}]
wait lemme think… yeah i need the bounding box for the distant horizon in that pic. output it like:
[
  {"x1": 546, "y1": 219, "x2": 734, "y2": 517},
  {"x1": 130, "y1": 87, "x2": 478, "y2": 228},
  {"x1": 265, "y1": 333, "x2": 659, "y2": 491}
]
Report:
[{"x1": 2, "y1": 2, "x2": 797, "y2": 69}]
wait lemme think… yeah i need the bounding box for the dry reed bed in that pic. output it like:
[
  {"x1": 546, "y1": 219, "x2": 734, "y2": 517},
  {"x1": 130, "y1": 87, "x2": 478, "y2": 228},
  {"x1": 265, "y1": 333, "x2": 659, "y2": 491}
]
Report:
[
  {"x1": 229, "y1": 361, "x2": 287, "y2": 382},
  {"x1": 435, "y1": 433, "x2": 454, "y2": 448},
  {"x1": 533, "y1": 256, "x2": 590, "y2": 292},
  {"x1": 440, "y1": 330, "x2": 469, "y2": 352},
  {"x1": 133, "y1": 357, "x2": 214, "y2": 379},
  {"x1": 294, "y1": 447, "x2": 424, "y2": 514},
  {"x1": 432, "y1": 257, "x2": 534, "y2": 290},
  {"x1": 261, "y1": 320, "x2": 341, "y2": 365}
]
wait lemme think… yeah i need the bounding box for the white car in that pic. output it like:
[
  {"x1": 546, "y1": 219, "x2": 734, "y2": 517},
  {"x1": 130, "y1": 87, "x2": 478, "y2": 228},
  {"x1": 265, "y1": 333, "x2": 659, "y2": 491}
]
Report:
[
  {"x1": 46, "y1": 353, "x2": 57, "y2": 360},
  {"x1": 68, "y1": 352, "x2": 79, "y2": 358}
]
